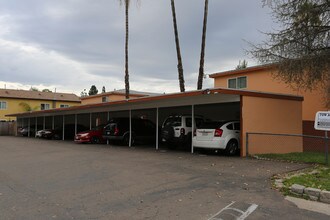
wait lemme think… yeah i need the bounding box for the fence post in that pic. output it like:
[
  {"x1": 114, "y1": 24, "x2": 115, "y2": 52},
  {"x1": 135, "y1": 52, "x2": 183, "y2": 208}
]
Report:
[
  {"x1": 325, "y1": 131, "x2": 329, "y2": 165},
  {"x1": 246, "y1": 132, "x2": 249, "y2": 158}
]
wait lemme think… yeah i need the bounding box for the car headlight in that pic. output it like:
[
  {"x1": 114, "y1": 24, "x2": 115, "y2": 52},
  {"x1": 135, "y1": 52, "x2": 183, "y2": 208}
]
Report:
[{"x1": 80, "y1": 133, "x2": 89, "y2": 137}]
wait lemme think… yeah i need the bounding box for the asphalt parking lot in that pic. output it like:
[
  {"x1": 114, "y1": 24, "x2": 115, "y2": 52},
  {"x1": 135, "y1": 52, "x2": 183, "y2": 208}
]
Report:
[{"x1": 0, "y1": 136, "x2": 328, "y2": 220}]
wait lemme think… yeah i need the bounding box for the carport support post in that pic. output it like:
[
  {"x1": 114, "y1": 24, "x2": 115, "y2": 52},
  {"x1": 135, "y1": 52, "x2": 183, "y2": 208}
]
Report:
[
  {"x1": 52, "y1": 116, "x2": 55, "y2": 130},
  {"x1": 129, "y1": 110, "x2": 132, "y2": 147},
  {"x1": 191, "y1": 105, "x2": 194, "y2": 154},
  {"x1": 43, "y1": 116, "x2": 45, "y2": 130},
  {"x1": 89, "y1": 113, "x2": 92, "y2": 130},
  {"x1": 156, "y1": 108, "x2": 159, "y2": 150},
  {"x1": 107, "y1": 112, "x2": 110, "y2": 145},
  {"x1": 28, "y1": 118, "x2": 30, "y2": 137},
  {"x1": 75, "y1": 114, "x2": 77, "y2": 135},
  {"x1": 62, "y1": 116, "x2": 65, "y2": 141},
  {"x1": 35, "y1": 117, "x2": 37, "y2": 137}
]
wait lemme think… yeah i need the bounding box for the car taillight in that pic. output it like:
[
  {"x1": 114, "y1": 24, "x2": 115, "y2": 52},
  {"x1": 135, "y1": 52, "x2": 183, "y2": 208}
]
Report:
[
  {"x1": 214, "y1": 128, "x2": 223, "y2": 137},
  {"x1": 114, "y1": 127, "x2": 119, "y2": 135},
  {"x1": 180, "y1": 128, "x2": 185, "y2": 135}
]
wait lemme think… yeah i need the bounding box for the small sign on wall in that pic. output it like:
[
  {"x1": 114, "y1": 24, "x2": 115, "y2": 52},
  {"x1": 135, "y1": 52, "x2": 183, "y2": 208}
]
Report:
[{"x1": 314, "y1": 111, "x2": 330, "y2": 131}]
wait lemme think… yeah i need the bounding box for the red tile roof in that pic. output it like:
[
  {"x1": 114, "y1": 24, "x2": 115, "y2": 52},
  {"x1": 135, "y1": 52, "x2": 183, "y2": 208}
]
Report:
[{"x1": 0, "y1": 89, "x2": 80, "y2": 102}]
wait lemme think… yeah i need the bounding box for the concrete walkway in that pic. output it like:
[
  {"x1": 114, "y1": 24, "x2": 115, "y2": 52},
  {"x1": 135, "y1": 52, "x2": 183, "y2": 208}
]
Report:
[{"x1": 286, "y1": 196, "x2": 330, "y2": 216}]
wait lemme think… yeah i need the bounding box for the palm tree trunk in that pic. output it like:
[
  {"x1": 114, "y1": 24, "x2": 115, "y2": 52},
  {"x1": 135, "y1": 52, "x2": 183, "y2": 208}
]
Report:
[
  {"x1": 170, "y1": 0, "x2": 185, "y2": 92},
  {"x1": 125, "y1": 1, "x2": 130, "y2": 99},
  {"x1": 197, "y1": 0, "x2": 209, "y2": 90}
]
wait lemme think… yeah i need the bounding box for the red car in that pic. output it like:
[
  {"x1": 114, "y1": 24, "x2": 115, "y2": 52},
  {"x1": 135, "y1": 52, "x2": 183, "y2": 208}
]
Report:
[{"x1": 74, "y1": 124, "x2": 105, "y2": 144}]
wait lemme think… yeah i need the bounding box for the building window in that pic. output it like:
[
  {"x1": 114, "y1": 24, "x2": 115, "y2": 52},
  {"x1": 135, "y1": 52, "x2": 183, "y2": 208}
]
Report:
[
  {"x1": 228, "y1": 76, "x2": 247, "y2": 89},
  {"x1": 60, "y1": 104, "x2": 69, "y2": 108},
  {"x1": 0, "y1": 101, "x2": 7, "y2": 110},
  {"x1": 41, "y1": 103, "x2": 50, "y2": 110},
  {"x1": 102, "y1": 96, "x2": 109, "y2": 103}
]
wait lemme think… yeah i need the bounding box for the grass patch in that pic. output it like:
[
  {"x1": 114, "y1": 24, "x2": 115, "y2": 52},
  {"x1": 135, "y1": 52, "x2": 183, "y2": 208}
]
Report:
[
  {"x1": 256, "y1": 152, "x2": 327, "y2": 165},
  {"x1": 283, "y1": 167, "x2": 330, "y2": 191}
]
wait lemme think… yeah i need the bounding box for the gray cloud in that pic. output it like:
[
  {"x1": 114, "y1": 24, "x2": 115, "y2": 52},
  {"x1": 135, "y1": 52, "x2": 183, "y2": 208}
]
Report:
[{"x1": 0, "y1": 0, "x2": 275, "y2": 94}]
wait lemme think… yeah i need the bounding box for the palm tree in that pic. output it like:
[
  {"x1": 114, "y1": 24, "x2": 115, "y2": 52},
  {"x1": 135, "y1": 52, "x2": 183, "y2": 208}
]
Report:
[
  {"x1": 197, "y1": 0, "x2": 209, "y2": 90},
  {"x1": 119, "y1": 0, "x2": 136, "y2": 99},
  {"x1": 170, "y1": 0, "x2": 185, "y2": 92}
]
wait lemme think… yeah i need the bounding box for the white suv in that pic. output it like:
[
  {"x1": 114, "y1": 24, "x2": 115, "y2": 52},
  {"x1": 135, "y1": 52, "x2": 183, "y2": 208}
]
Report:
[
  {"x1": 161, "y1": 115, "x2": 204, "y2": 149},
  {"x1": 193, "y1": 121, "x2": 240, "y2": 155}
]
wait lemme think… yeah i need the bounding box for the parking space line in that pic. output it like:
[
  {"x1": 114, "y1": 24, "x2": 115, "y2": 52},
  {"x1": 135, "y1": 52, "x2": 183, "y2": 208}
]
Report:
[{"x1": 208, "y1": 201, "x2": 258, "y2": 220}]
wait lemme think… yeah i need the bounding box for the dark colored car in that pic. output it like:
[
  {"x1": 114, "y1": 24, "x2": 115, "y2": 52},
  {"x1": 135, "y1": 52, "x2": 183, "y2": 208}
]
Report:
[
  {"x1": 74, "y1": 124, "x2": 105, "y2": 144},
  {"x1": 103, "y1": 117, "x2": 156, "y2": 146},
  {"x1": 37, "y1": 124, "x2": 88, "y2": 140}
]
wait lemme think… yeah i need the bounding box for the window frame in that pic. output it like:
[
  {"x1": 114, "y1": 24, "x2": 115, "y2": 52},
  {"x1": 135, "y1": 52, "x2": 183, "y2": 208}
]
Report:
[
  {"x1": 227, "y1": 76, "x2": 247, "y2": 89},
  {"x1": 40, "y1": 103, "x2": 50, "y2": 110},
  {"x1": 0, "y1": 101, "x2": 7, "y2": 110},
  {"x1": 60, "y1": 104, "x2": 69, "y2": 108},
  {"x1": 102, "y1": 96, "x2": 109, "y2": 103}
]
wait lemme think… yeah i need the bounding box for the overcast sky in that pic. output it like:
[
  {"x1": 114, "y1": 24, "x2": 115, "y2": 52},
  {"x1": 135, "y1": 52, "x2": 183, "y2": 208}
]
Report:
[{"x1": 0, "y1": 0, "x2": 275, "y2": 95}]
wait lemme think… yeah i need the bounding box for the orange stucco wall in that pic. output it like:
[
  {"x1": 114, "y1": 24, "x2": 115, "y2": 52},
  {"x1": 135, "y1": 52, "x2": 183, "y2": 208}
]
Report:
[
  {"x1": 242, "y1": 96, "x2": 303, "y2": 156},
  {"x1": 214, "y1": 69, "x2": 327, "y2": 121}
]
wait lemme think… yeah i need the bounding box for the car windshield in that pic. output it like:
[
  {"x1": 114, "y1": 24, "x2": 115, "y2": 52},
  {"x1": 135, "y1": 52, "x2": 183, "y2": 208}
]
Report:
[{"x1": 163, "y1": 117, "x2": 181, "y2": 127}]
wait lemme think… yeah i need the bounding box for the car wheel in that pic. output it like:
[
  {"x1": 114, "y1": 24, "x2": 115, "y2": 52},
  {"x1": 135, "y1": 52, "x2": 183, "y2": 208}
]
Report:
[
  {"x1": 123, "y1": 134, "x2": 135, "y2": 146},
  {"x1": 91, "y1": 136, "x2": 100, "y2": 144},
  {"x1": 225, "y1": 139, "x2": 239, "y2": 156}
]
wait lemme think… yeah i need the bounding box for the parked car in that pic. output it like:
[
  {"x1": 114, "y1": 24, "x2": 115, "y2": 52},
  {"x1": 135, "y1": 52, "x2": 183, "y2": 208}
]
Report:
[
  {"x1": 18, "y1": 126, "x2": 36, "y2": 137},
  {"x1": 192, "y1": 120, "x2": 240, "y2": 155},
  {"x1": 36, "y1": 124, "x2": 88, "y2": 140},
  {"x1": 102, "y1": 117, "x2": 156, "y2": 146},
  {"x1": 74, "y1": 124, "x2": 105, "y2": 144},
  {"x1": 160, "y1": 115, "x2": 204, "y2": 148}
]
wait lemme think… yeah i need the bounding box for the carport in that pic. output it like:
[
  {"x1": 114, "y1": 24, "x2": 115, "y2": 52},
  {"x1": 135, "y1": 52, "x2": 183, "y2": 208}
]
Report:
[{"x1": 10, "y1": 88, "x2": 303, "y2": 157}]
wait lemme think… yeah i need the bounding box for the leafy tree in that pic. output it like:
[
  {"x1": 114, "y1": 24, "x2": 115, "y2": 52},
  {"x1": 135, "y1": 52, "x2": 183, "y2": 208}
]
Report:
[
  {"x1": 197, "y1": 0, "x2": 209, "y2": 90},
  {"x1": 249, "y1": 0, "x2": 329, "y2": 106},
  {"x1": 88, "y1": 85, "x2": 98, "y2": 96},
  {"x1": 170, "y1": 0, "x2": 185, "y2": 92},
  {"x1": 30, "y1": 87, "x2": 39, "y2": 91},
  {"x1": 80, "y1": 89, "x2": 88, "y2": 97},
  {"x1": 19, "y1": 102, "x2": 39, "y2": 112},
  {"x1": 42, "y1": 89, "x2": 52, "y2": 93},
  {"x1": 236, "y1": 60, "x2": 248, "y2": 70},
  {"x1": 102, "y1": 86, "x2": 106, "y2": 93}
]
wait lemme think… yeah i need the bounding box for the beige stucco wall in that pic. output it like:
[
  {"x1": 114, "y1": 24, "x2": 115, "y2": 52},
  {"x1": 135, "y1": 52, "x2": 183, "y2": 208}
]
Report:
[
  {"x1": 214, "y1": 69, "x2": 326, "y2": 121},
  {"x1": 241, "y1": 96, "x2": 303, "y2": 156},
  {"x1": 0, "y1": 98, "x2": 80, "y2": 121}
]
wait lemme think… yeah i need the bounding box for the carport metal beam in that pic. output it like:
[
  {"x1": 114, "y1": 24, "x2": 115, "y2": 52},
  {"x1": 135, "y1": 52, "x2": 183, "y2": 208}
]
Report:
[{"x1": 43, "y1": 116, "x2": 45, "y2": 130}]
